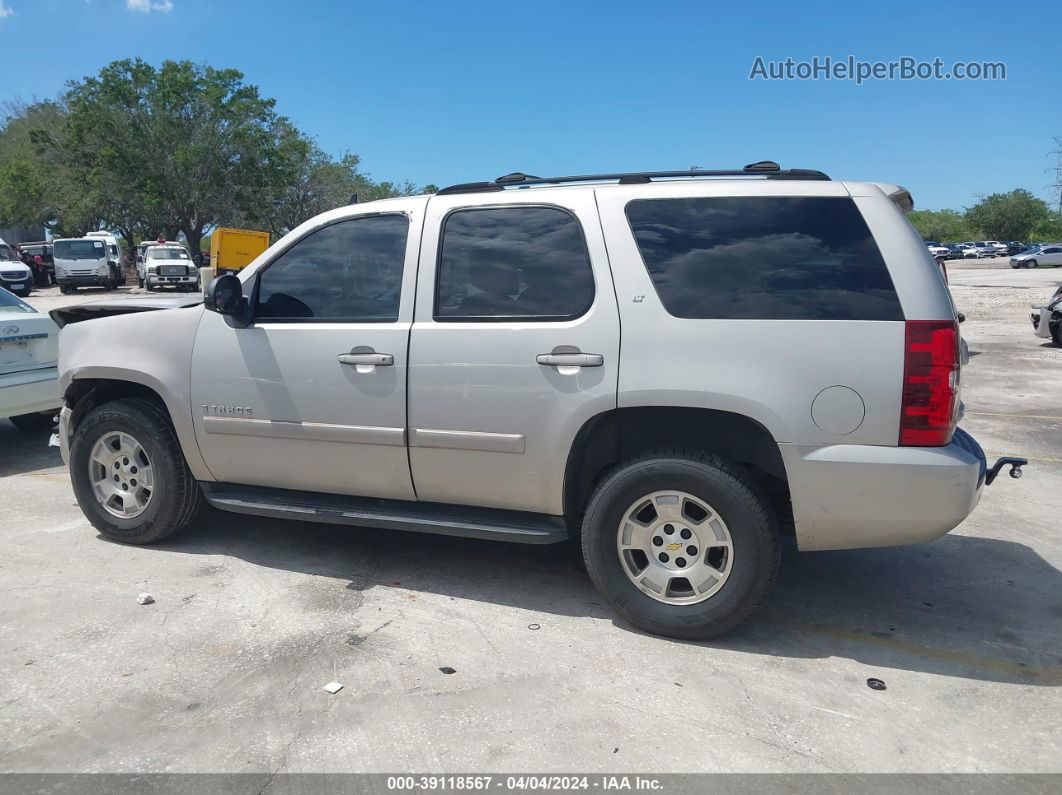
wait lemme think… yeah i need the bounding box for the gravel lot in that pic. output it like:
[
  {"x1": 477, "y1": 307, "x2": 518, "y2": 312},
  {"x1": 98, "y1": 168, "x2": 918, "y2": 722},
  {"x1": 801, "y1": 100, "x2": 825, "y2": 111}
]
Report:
[{"x1": 1, "y1": 264, "x2": 1060, "y2": 775}]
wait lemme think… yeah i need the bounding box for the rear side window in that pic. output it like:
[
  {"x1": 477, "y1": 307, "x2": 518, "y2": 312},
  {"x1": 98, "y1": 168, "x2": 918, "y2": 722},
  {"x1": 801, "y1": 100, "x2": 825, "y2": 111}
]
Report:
[
  {"x1": 434, "y1": 206, "x2": 595, "y2": 321},
  {"x1": 625, "y1": 196, "x2": 903, "y2": 320}
]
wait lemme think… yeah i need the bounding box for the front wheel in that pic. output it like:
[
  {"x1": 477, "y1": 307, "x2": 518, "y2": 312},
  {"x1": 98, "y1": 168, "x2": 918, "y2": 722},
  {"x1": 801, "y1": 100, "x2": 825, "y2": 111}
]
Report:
[
  {"x1": 69, "y1": 397, "x2": 203, "y2": 544},
  {"x1": 581, "y1": 449, "x2": 780, "y2": 639},
  {"x1": 1052, "y1": 318, "x2": 1062, "y2": 347},
  {"x1": 1026, "y1": 260, "x2": 1038, "y2": 269}
]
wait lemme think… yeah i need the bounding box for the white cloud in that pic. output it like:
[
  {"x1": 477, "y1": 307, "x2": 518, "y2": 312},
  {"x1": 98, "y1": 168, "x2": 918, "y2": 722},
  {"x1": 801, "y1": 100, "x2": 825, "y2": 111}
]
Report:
[
  {"x1": 0, "y1": 1, "x2": 14, "y2": 20},
  {"x1": 127, "y1": 0, "x2": 173, "y2": 12}
]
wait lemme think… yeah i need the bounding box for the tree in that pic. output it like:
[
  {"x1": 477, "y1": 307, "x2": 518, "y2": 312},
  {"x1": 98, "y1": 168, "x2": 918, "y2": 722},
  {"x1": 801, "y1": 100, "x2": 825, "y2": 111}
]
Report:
[
  {"x1": 258, "y1": 121, "x2": 421, "y2": 238},
  {"x1": 964, "y1": 189, "x2": 1051, "y2": 241},
  {"x1": 0, "y1": 99, "x2": 97, "y2": 235},
  {"x1": 907, "y1": 208, "x2": 971, "y2": 242},
  {"x1": 60, "y1": 59, "x2": 290, "y2": 257}
]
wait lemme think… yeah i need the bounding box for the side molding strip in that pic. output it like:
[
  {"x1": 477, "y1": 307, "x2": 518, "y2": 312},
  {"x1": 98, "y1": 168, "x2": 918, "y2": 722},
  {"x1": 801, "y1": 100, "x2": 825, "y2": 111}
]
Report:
[
  {"x1": 410, "y1": 428, "x2": 525, "y2": 454},
  {"x1": 203, "y1": 416, "x2": 405, "y2": 447}
]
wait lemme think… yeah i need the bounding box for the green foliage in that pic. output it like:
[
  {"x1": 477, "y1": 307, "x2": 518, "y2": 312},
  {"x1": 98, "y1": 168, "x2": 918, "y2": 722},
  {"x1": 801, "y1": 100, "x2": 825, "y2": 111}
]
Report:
[
  {"x1": 907, "y1": 209, "x2": 971, "y2": 242},
  {"x1": 0, "y1": 59, "x2": 422, "y2": 252},
  {"x1": 964, "y1": 189, "x2": 1051, "y2": 241},
  {"x1": 1029, "y1": 212, "x2": 1062, "y2": 243}
]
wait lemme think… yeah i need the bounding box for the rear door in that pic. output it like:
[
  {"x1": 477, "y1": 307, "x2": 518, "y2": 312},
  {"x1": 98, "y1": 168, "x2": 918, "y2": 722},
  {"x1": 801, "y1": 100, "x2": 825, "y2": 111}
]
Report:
[
  {"x1": 407, "y1": 190, "x2": 619, "y2": 515},
  {"x1": 190, "y1": 200, "x2": 426, "y2": 498}
]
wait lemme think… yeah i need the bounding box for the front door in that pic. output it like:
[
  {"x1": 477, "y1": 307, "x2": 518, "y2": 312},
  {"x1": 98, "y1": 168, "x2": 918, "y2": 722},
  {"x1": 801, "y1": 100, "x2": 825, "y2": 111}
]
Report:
[
  {"x1": 190, "y1": 201, "x2": 426, "y2": 499},
  {"x1": 407, "y1": 192, "x2": 620, "y2": 515}
]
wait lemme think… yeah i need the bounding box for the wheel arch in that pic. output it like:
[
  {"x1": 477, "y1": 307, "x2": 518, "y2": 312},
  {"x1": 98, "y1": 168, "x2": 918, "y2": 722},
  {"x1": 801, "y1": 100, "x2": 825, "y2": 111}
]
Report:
[
  {"x1": 63, "y1": 370, "x2": 213, "y2": 480},
  {"x1": 562, "y1": 406, "x2": 792, "y2": 532}
]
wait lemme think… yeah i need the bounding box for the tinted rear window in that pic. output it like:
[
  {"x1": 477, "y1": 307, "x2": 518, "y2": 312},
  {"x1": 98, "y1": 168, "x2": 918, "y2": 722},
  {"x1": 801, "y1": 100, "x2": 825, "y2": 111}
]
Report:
[{"x1": 625, "y1": 196, "x2": 903, "y2": 321}]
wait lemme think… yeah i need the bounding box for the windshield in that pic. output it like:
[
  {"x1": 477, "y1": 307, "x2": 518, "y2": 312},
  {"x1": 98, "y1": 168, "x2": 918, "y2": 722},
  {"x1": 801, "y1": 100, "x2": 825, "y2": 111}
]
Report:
[
  {"x1": 147, "y1": 247, "x2": 190, "y2": 260},
  {"x1": 54, "y1": 239, "x2": 106, "y2": 260},
  {"x1": 0, "y1": 288, "x2": 35, "y2": 313},
  {"x1": 0, "y1": 244, "x2": 20, "y2": 261}
]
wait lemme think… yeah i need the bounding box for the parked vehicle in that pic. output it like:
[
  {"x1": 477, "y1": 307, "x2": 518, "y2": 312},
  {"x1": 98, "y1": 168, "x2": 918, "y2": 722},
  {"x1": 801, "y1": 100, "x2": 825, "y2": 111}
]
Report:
[
  {"x1": 142, "y1": 244, "x2": 199, "y2": 291},
  {"x1": 51, "y1": 162, "x2": 1027, "y2": 640},
  {"x1": 0, "y1": 287, "x2": 60, "y2": 431},
  {"x1": 209, "y1": 227, "x2": 270, "y2": 276},
  {"x1": 981, "y1": 240, "x2": 1008, "y2": 257},
  {"x1": 925, "y1": 241, "x2": 950, "y2": 259},
  {"x1": 1030, "y1": 286, "x2": 1062, "y2": 346},
  {"x1": 1011, "y1": 245, "x2": 1062, "y2": 269},
  {"x1": 86, "y1": 231, "x2": 126, "y2": 287},
  {"x1": 960, "y1": 241, "x2": 995, "y2": 258},
  {"x1": 0, "y1": 238, "x2": 34, "y2": 297},
  {"x1": 1005, "y1": 241, "x2": 1028, "y2": 256},
  {"x1": 53, "y1": 237, "x2": 122, "y2": 293},
  {"x1": 18, "y1": 241, "x2": 54, "y2": 286},
  {"x1": 945, "y1": 243, "x2": 965, "y2": 260}
]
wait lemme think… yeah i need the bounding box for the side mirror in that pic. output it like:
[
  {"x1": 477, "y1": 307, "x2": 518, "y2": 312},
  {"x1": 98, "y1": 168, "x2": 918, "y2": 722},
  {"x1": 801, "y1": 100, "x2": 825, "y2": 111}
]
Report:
[{"x1": 204, "y1": 274, "x2": 249, "y2": 326}]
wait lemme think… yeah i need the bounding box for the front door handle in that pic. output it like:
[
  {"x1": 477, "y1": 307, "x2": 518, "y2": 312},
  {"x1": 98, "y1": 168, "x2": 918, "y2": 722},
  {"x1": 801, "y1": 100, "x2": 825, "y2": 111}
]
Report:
[
  {"x1": 536, "y1": 346, "x2": 604, "y2": 368},
  {"x1": 338, "y1": 346, "x2": 394, "y2": 367}
]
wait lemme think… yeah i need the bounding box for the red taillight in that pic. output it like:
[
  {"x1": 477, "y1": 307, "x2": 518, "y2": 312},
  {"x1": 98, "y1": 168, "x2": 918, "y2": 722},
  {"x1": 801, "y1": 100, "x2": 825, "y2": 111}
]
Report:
[{"x1": 899, "y1": 320, "x2": 959, "y2": 446}]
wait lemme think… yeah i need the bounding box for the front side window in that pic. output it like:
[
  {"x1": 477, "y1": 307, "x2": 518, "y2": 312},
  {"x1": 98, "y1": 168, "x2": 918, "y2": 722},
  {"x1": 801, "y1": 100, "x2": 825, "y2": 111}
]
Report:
[
  {"x1": 434, "y1": 206, "x2": 595, "y2": 321},
  {"x1": 626, "y1": 196, "x2": 903, "y2": 321},
  {"x1": 255, "y1": 214, "x2": 409, "y2": 322}
]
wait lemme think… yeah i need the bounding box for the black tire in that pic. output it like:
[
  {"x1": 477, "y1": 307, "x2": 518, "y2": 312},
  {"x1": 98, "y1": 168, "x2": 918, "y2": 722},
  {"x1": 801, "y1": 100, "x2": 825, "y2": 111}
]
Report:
[
  {"x1": 137, "y1": 276, "x2": 144, "y2": 288},
  {"x1": 581, "y1": 449, "x2": 780, "y2": 639},
  {"x1": 69, "y1": 397, "x2": 203, "y2": 544},
  {"x1": 9, "y1": 411, "x2": 57, "y2": 432},
  {"x1": 1051, "y1": 317, "x2": 1062, "y2": 347},
  {"x1": 1027, "y1": 259, "x2": 1038, "y2": 269}
]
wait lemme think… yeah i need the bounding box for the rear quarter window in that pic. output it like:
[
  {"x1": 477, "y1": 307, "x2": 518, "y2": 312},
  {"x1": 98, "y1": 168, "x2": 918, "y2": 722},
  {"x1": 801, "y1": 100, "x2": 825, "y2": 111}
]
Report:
[{"x1": 625, "y1": 196, "x2": 903, "y2": 321}]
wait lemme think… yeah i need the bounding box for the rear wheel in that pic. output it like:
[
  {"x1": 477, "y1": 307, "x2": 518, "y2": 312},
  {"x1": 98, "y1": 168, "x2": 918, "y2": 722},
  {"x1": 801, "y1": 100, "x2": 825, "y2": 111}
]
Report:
[
  {"x1": 69, "y1": 397, "x2": 203, "y2": 544},
  {"x1": 581, "y1": 449, "x2": 780, "y2": 639},
  {"x1": 1051, "y1": 318, "x2": 1062, "y2": 347},
  {"x1": 9, "y1": 411, "x2": 57, "y2": 432}
]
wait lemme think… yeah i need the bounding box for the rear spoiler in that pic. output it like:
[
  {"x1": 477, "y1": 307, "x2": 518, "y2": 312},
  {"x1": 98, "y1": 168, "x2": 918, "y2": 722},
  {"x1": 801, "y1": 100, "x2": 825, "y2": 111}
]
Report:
[
  {"x1": 49, "y1": 296, "x2": 202, "y2": 329},
  {"x1": 871, "y1": 182, "x2": 915, "y2": 213}
]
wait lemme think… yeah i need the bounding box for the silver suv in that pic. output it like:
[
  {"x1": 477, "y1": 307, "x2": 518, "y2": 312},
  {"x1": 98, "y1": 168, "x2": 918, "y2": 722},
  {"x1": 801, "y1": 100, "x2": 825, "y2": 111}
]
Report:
[{"x1": 51, "y1": 162, "x2": 1026, "y2": 639}]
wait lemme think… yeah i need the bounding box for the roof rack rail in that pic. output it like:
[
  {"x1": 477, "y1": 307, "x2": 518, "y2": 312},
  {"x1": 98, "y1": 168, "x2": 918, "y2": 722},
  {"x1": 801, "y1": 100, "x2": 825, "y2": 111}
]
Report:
[{"x1": 436, "y1": 161, "x2": 830, "y2": 195}]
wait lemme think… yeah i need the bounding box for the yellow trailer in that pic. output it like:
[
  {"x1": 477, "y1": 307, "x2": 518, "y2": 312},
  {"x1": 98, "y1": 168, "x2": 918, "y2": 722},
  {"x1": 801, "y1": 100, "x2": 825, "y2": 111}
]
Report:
[{"x1": 209, "y1": 227, "x2": 270, "y2": 275}]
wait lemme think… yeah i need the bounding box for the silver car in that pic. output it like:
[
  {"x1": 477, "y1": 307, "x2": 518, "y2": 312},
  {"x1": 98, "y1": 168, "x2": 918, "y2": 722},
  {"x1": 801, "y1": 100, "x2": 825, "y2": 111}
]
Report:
[
  {"x1": 1011, "y1": 244, "x2": 1062, "y2": 268},
  {"x1": 51, "y1": 162, "x2": 1027, "y2": 639}
]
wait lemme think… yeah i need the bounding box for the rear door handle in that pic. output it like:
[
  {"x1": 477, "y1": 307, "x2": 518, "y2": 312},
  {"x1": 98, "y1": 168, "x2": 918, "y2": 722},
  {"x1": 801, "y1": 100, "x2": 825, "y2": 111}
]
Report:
[
  {"x1": 338, "y1": 347, "x2": 394, "y2": 367},
  {"x1": 536, "y1": 347, "x2": 604, "y2": 367}
]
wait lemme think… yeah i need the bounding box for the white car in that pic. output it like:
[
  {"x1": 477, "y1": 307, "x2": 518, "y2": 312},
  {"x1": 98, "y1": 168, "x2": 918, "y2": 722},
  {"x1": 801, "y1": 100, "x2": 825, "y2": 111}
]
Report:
[
  {"x1": 1011, "y1": 244, "x2": 1062, "y2": 269},
  {"x1": 142, "y1": 244, "x2": 200, "y2": 291},
  {"x1": 982, "y1": 240, "x2": 1008, "y2": 257},
  {"x1": 0, "y1": 238, "x2": 34, "y2": 297},
  {"x1": 0, "y1": 287, "x2": 60, "y2": 432},
  {"x1": 925, "y1": 242, "x2": 950, "y2": 258},
  {"x1": 960, "y1": 241, "x2": 995, "y2": 259}
]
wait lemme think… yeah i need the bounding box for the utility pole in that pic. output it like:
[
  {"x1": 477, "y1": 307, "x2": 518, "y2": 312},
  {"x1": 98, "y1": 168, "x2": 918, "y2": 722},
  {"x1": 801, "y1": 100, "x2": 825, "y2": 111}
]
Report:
[{"x1": 1050, "y1": 137, "x2": 1062, "y2": 214}]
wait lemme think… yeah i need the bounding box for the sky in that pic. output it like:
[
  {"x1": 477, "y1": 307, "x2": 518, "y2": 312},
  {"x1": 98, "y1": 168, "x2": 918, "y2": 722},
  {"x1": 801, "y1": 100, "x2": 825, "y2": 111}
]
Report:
[{"x1": 1, "y1": 0, "x2": 1060, "y2": 211}]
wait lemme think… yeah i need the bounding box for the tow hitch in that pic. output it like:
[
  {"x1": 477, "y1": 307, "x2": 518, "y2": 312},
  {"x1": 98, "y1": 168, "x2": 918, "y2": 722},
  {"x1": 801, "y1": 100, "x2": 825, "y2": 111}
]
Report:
[{"x1": 986, "y1": 456, "x2": 1028, "y2": 485}]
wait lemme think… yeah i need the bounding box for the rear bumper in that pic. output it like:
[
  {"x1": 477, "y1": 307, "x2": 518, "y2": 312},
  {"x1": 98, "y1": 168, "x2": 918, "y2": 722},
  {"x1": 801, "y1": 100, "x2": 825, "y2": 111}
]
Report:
[
  {"x1": 780, "y1": 427, "x2": 986, "y2": 551},
  {"x1": 1, "y1": 367, "x2": 61, "y2": 421}
]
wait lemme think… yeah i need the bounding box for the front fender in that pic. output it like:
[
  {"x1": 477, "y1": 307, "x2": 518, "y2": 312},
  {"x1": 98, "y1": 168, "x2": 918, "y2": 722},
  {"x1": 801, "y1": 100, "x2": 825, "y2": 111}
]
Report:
[{"x1": 58, "y1": 306, "x2": 214, "y2": 481}]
